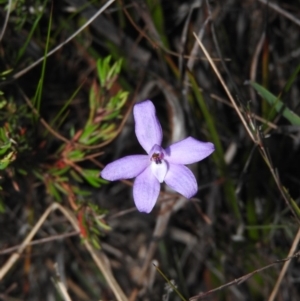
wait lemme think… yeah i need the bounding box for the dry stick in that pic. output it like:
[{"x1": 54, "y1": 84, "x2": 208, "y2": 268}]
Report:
[
  {"x1": 53, "y1": 263, "x2": 73, "y2": 301},
  {"x1": 0, "y1": 0, "x2": 12, "y2": 42},
  {"x1": 122, "y1": 5, "x2": 225, "y2": 62},
  {"x1": 258, "y1": 0, "x2": 300, "y2": 27},
  {"x1": 136, "y1": 202, "x2": 173, "y2": 286},
  {"x1": 56, "y1": 206, "x2": 126, "y2": 301},
  {"x1": 250, "y1": 31, "x2": 266, "y2": 105},
  {"x1": 189, "y1": 251, "x2": 300, "y2": 300},
  {"x1": 268, "y1": 227, "x2": 300, "y2": 301},
  {"x1": 11, "y1": 0, "x2": 116, "y2": 81},
  {"x1": 205, "y1": 0, "x2": 243, "y2": 105},
  {"x1": 122, "y1": 5, "x2": 156, "y2": 49},
  {"x1": 179, "y1": 4, "x2": 193, "y2": 77},
  {"x1": 192, "y1": 33, "x2": 256, "y2": 143},
  {"x1": 0, "y1": 231, "x2": 79, "y2": 255},
  {"x1": 0, "y1": 203, "x2": 55, "y2": 280},
  {"x1": 58, "y1": 205, "x2": 127, "y2": 301},
  {"x1": 192, "y1": 28, "x2": 300, "y2": 299},
  {"x1": 193, "y1": 32, "x2": 300, "y2": 226},
  {"x1": 258, "y1": 143, "x2": 300, "y2": 226},
  {"x1": 0, "y1": 203, "x2": 128, "y2": 301},
  {"x1": 187, "y1": 20, "x2": 211, "y2": 72},
  {"x1": 209, "y1": 92, "x2": 277, "y2": 130}
]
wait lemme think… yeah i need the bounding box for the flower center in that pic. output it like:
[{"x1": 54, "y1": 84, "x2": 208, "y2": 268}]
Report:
[
  {"x1": 149, "y1": 144, "x2": 168, "y2": 183},
  {"x1": 151, "y1": 152, "x2": 163, "y2": 164}
]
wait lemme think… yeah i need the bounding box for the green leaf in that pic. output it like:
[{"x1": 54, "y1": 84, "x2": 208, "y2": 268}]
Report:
[
  {"x1": 0, "y1": 100, "x2": 7, "y2": 109},
  {"x1": 90, "y1": 226, "x2": 100, "y2": 235},
  {"x1": 47, "y1": 182, "x2": 62, "y2": 202},
  {"x1": 0, "y1": 140, "x2": 11, "y2": 155},
  {"x1": 67, "y1": 149, "x2": 84, "y2": 160},
  {"x1": 91, "y1": 236, "x2": 101, "y2": 249},
  {"x1": 81, "y1": 169, "x2": 102, "y2": 188},
  {"x1": 0, "y1": 69, "x2": 13, "y2": 78},
  {"x1": 17, "y1": 168, "x2": 28, "y2": 175},
  {"x1": 70, "y1": 169, "x2": 83, "y2": 183},
  {"x1": 0, "y1": 128, "x2": 11, "y2": 155},
  {"x1": 146, "y1": 0, "x2": 169, "y2": 48},
  {"x1": 32, "y1": 1, "x2": 52, "y2": 114},
  {"x1": 79, "y1": 124, "x2": 99, "y2": 144},
  {"x1": 189, "y1": 71, "x2": 241, "y2": 221},
  {"x1": 283, "y1": 187, "x2": 300, "y2": 220},
  {"x1": 251, "y1": 82, "x2": 300, "y2": 125},
  {"x1": 96, "y1": 56, "x2": 123, "y2": 89},
  {"x1": 16, "y1": 2, "x2": 46, "y2": 63},
  {"x1": 54, "y1": 182, "x2": 68, "y2": 196},
  {"x1": 0, "y1": 151, "x2": 15, "y2": 170},
  {"x1": 50, "y1": 82, "x2": 84, "y2": 128},
  {"x1": 94, "y1": 218, "x2": 111, "y2": 231},
  {"x1": 103, "y1": 110, "x2": 120, "y2": 121},
  {"x1": 284, "y1": 64, "x2": 300, "y2": 93},
  {"x1": 0, "y1": 197, "x2": 5, "y2": 213},
  {"x1": 50, "y1": 166, "x2": 70, "y2": 176},
  {"x1": 97, "y1": 55, "x2": 111, "y2": 87},
  {"x1": 72, "y1": 186, "x2": 91, "y2": 196},
  {"x1": 106, "y1": 90, "x2": 128, "y2": 112},
  {"x1": 82, "y1": 133, "x2": 102, "y2": 145}
]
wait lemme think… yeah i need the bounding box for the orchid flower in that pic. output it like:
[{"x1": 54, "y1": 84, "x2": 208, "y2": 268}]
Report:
[{"x1": 101, "y1": 100, "x2": 215, "y2": 213}]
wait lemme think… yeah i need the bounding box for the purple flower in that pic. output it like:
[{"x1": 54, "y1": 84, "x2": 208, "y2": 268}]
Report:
[{"x1": 101, "y1": 100, "x2": 215, "y2": 213}]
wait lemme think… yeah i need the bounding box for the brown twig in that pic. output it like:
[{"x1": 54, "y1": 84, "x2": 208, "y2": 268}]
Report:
[
  {"x1": 208, "y1": 92, "x2": 278, "y2": 130},
  {"x1": 122, "y1": 4, "x2": 228, "y2": 62},
  {"x1": 0, "y1": 202, "x2": 128, "y2": 301},
  {"x1": 9, "y1": 0, "x2": 116, "y2": 81},
  {"x1": 250, "y1": 31, "x2": 266, "y2": 105},
  {"x1": 193, "y1": 32, "x2": 256, "y2": 143},
  {"x1": 52, "y1": 263, "x2": 73, "y2": 301},
  {"x1": 0, "y1": 231, "x2": 79, "y2": 255},
  {"x1": 258, "y1": 0, "x2": 300, "y2": 27},
  {"x1": 193, "y1": 32, "x2": 300, "y2": 225},
  {"x1": 0, "y1": 0, "x2": 12, "y2": 42},
  {"x1": 190, "y1": 251, "x2": 300, "y2": 300},
  {"x1": 268, "y1": 227, "x2": 300, "y2": 301}
]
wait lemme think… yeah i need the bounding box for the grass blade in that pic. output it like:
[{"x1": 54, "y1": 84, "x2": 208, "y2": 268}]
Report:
[{"x1": 251, "y1": 82, "x2": 300, "y2": 125}]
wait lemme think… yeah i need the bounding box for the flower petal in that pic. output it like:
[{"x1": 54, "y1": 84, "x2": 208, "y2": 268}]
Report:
[
  {"x1": 133, "y1": 166, "x2": 160, "y2": 213},
  {"x1": 164, "y1": 164, "x2": 198, "y2": 199},
  {"x1": 165, "y1": 137, "x2": 215, "y2": 165},
  {"x1": 101, "y1": 155, "x2": 149, "y2": 181},
  {"x1": 133, "y1": 100, "x2": 163, "y2": 154},
  {"x1": 150, "y1": 160, "x2": 168, "y2": 183}
]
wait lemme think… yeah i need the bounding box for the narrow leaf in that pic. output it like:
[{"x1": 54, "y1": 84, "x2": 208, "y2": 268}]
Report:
[{"x1": 251, "y1": 82, "x2": 300, "y2": 125}]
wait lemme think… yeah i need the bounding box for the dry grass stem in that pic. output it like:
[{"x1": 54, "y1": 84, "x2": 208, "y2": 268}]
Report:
[
  {"x1": 268, "y1": 227, "x2": 300, "y2": 301},
  {"x1": 0, "y1": 203, "x2": 128, "y2": 301},
  {"x1": 11, "y1": 0, "x2": 116, "y2": 81},
  {"x1": 193, "y1": 32, "x2": 256, "y2": 143}
]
